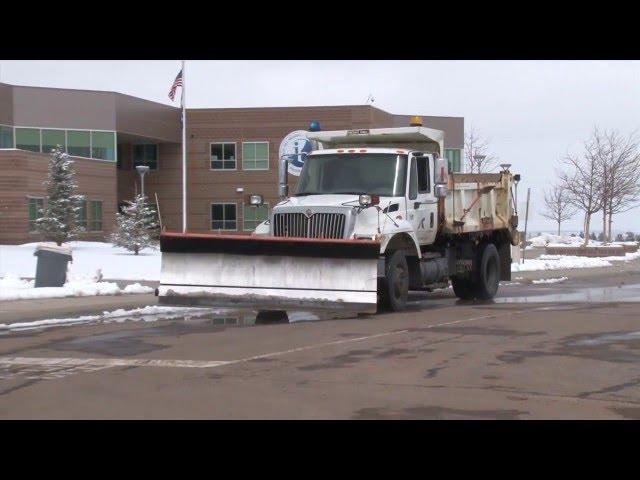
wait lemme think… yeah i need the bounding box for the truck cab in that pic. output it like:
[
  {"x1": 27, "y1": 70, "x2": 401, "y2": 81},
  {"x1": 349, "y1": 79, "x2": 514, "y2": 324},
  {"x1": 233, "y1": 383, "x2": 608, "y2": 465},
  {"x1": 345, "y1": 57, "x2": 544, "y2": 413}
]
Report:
[{"x1": 255, "y1": 125, "x2": 450, "y2": 262}]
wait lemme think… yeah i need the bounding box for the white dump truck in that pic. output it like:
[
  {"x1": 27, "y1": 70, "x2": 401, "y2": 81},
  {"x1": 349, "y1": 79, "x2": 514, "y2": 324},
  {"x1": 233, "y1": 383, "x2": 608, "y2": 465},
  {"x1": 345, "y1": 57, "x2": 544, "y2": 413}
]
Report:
[{"x1": 158, "y1": 119, "x2": 520, "y2": 314}]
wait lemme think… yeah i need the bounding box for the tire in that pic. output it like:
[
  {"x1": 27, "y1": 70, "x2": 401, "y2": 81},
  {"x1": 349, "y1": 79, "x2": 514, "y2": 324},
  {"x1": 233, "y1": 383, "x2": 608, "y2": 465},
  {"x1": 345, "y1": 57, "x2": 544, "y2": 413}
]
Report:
[
  {"x1": 451, "y1": 276, "x2": 476, "y2": 300},
  {"x1": 476, "y1": 243, "x2": 500, "y2": 300},
  {"x1": 379, "y1": 250, "x2": 409, "y2": 311}
]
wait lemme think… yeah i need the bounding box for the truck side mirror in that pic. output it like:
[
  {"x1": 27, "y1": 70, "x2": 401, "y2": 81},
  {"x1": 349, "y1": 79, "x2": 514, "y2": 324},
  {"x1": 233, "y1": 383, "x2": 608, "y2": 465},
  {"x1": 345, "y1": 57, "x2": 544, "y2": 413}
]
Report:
[{"x1": 435, "y1": 184, "x2": 448, "y2": 198}]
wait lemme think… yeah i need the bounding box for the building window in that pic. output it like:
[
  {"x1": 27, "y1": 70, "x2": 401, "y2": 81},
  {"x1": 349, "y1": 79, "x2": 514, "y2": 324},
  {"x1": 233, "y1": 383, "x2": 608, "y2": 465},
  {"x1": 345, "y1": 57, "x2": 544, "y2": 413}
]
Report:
[
  {"x1": 28, "y1": 198, "x2": 44, "y2": 232},
  {"x1": 15, "y1": 128, "x2": 41, "y2": 153},
  {"x1": 242, "y1": 142, "x2": 269, "y2": 170},
  {"x1": 133, "y1": 144, "x2": 158, "y2": 170},
  {"x1": 444, "y1": 148, "x2": 462, "y2": 173},
  {"x1": 89, "y1": 200, "x2": 103, "y2": 231},
  {"x1": 78, "y1": 200, "x2": 88, "y2": 230},
  {"x1": 0, "y1": 125, "x2": 13, "y2": 148},
  {"x1": 210, "y1": 143, "x2": 236, "y2": 170},
  {"x1": 42, "y1": 129, "x2": 66, "y2": 154},
  {"x1": 67, "y1": 130, "x2": 91, "y2": 158},
  {"x1": 92, "y1": 131, "x2": 116, "y2": 161},
  {"x1": 211, "y1": 203, "x2": 237, "y2": 230},
  {"x1": 243, "y1": 203, "x2": 269, "y2": 231}
]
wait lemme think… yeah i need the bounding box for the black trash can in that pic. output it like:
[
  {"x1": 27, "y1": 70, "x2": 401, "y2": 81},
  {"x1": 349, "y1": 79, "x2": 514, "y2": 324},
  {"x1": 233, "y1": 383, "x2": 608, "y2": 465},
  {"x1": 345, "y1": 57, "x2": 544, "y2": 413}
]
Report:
[{"x1": 33, "y1": 244, "x2": 73, "y2": 288}]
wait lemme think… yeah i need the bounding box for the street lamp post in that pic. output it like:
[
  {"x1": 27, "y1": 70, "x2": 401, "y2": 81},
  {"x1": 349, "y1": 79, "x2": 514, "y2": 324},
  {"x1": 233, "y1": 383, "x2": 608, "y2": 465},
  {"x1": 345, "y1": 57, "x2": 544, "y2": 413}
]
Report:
[
  {"x1": 135, "y1": 165, "x2": 150, "y2": 197},
  {"x1": 473, "y1": 154, "x2": 486, "y2": 173}
]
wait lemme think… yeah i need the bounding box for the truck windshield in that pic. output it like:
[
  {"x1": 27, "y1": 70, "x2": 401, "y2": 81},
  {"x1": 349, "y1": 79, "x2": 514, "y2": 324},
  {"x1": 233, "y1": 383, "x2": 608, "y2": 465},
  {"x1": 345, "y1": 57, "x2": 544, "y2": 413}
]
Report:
[{"x1": 295, "y1": 153, "x2": 407, "y2": 197}]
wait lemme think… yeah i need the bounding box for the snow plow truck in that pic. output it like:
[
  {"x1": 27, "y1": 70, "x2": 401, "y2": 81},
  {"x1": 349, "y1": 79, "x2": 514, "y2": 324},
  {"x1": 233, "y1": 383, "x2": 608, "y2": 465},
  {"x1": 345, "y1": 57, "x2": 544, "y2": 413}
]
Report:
[{"x1": 157, "y1": 118, "x2": 520, "y2": 314}]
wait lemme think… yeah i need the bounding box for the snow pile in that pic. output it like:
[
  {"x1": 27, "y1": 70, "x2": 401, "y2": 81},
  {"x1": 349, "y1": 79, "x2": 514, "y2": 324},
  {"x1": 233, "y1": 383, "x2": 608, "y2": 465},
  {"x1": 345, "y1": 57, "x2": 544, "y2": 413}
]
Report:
[
  {"x1": 528, "y1": 233, "x2": 638, "y2": 249},
  {"x1": 0, "y1": 276, "x2": 154, "y2": 302},
  {"x1": 532, "y1": 277, "x2": 568, "y2": 284},
  {"x1": 0, "y1": 241, "x2": 160, "y2": 281},
  {"x1": 0, "y1": 273, "x2": 34, "y2": 290},
  {"x1": 122, "y1": 283, "x2": 154, "y2": 294},
  {"x1": 528, "y1": 234, "x2": 584, "y2": 248},
  {"x1": 0, "y1": 305, "x2": 215, "y2": 332},
  {"x1": 512, "y1": 251, "x2": 640, "y2": 272}
]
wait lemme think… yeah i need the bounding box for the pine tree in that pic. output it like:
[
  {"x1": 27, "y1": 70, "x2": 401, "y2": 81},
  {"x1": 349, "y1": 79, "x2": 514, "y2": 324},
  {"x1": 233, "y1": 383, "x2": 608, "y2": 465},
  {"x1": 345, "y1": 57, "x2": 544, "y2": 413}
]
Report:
[
  {"x1": 109, "y1": 194, "x2": 160, "y2": 255},
  {"x1": 35, "y1": 146, "x2": 85, "y2": 246}
]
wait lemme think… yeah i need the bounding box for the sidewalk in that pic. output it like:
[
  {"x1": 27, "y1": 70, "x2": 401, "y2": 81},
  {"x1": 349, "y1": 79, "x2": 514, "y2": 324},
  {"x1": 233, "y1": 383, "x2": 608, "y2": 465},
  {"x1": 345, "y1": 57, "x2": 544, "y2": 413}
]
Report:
[{"x1": 0, "y1": 293, "x2": 158, "y2": 325}]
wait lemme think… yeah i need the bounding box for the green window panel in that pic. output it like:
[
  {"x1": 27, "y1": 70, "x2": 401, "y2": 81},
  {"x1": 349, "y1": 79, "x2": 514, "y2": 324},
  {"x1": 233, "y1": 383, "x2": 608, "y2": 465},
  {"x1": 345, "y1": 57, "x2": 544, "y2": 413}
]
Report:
[
  {"x1": 28, "y1": 198, "x2": 44, "y2": 232},
  {"x1": 67, "y1": 130, "x2": 91, "y2": 158},
  {"x1": 15, "y1": 128, "x2": 41, "y2": 152},
  {"x1": 0, "y1": 125, "x2": 13, "y2": 148},
  {"x1": 242, "y1": 142, "x2": 269, "y2": 170},
  {"x1": 444, "y1": 148, "x2": 462, "y2": 173},
  {"x1": 133, "y1": 144, "x2": 158, "y2": 169},
  {"x1": 89, "y1": 200, "x2": 103, "y2": 231},
  {"x1": 91, "y1": 131, "x2": 116, "y2": 161},
  {"x1": 210, "y1": 143, "x2": 236, "y2": 170},
  {"x1": 78, "y1": 200, "x2": 88, "y2": 230},
  {"x1": 211, "y1": 203, "x2": 237, "y2": 230},
  {"x1": 243, "y1": 204, "x2": 269, "y2": 231},
  {"x1": 42, "y1": 129, "x2": 66, "y2": 154}
]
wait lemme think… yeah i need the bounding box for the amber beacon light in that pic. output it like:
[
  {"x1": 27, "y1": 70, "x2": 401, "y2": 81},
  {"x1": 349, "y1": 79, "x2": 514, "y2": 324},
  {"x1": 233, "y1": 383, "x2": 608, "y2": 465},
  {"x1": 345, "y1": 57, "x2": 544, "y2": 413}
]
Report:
[{"x1": 409, "y1": 116, "x2": 423, "y2": 127}]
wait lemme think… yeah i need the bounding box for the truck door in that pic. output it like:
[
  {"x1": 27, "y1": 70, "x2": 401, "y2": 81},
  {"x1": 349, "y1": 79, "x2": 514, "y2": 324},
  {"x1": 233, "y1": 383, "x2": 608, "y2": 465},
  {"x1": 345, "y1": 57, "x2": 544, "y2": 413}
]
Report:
[{"x1": 407, "y1": 154, "x2": 438, "y2": 245}]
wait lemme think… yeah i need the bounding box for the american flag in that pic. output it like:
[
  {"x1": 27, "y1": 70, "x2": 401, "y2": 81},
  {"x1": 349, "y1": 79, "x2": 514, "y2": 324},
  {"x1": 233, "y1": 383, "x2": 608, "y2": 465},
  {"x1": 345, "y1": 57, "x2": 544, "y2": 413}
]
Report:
[{"x1": 168, "y1": 70, "x2": 183, "y2": 101}]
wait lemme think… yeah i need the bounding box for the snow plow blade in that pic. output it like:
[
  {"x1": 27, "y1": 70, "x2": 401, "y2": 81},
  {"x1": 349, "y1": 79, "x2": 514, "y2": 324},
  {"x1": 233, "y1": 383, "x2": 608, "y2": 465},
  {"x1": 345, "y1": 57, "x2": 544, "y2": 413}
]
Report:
[{"x1": 158, "y1": 233, "x2": 380, "y2": 313}]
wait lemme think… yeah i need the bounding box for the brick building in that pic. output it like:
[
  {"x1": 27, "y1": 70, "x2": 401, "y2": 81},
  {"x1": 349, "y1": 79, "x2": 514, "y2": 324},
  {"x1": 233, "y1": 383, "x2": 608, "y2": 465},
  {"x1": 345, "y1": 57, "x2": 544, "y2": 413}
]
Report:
[{"x1": 0, "y1": 81, "x2": 464, "y2": 244}]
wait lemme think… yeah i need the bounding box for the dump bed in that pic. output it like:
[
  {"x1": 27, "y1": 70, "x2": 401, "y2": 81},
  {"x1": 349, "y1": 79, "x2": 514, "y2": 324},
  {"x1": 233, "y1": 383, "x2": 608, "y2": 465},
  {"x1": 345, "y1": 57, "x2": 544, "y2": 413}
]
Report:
[{"x1": 442, "y1": 171, "x2": 520, "y2": 245}]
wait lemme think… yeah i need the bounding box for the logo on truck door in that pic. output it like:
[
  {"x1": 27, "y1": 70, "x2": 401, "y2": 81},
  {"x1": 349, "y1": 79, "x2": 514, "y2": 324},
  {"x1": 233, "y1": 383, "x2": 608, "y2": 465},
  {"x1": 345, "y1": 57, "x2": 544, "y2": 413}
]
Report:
[{"x1": 280, "y1": 130, "x2": 312, "y2": 176}]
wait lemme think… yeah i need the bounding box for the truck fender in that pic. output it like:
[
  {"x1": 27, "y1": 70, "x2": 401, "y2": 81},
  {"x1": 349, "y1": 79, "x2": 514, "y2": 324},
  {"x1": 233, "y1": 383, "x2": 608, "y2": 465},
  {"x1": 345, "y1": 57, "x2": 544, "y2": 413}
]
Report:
[{"x1": 380, "y1": 230, "x2": 421, "y2": 258}]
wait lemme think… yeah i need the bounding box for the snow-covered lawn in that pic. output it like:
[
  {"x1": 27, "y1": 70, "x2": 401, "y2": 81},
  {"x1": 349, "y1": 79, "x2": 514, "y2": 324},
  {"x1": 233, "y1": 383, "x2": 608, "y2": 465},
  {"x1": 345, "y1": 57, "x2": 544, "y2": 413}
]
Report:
[
  {"x1": 0, "y1": 241, "x2": 160, "y2": 281},
  {"x1": 0, "y1": 273, "x2": 153, "y2": 302},
  {"x1": 511, "y1": 251, "x2": 640, "y2": 272}
]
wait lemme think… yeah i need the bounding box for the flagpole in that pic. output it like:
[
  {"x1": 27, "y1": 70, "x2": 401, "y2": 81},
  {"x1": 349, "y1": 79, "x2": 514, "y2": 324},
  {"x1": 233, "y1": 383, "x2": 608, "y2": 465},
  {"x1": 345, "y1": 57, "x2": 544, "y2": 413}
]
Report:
[{"x1": 181, "y1": 60, "x2": 187, "y2": 233}]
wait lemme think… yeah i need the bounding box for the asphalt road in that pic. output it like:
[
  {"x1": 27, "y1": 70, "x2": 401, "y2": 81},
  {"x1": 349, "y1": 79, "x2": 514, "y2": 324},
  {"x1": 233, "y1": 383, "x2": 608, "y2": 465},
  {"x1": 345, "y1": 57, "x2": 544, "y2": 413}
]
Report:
[{"x1": 1, "y1": 271, "x2": 640, "y2": 419}]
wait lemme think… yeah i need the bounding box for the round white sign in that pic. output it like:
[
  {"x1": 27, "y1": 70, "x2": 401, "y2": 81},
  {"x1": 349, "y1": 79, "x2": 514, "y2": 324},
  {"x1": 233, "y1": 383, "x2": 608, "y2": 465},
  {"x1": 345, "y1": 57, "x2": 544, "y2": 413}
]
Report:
[{"x1": 279, "y1": 130, "x2": 313, "y2": 176}]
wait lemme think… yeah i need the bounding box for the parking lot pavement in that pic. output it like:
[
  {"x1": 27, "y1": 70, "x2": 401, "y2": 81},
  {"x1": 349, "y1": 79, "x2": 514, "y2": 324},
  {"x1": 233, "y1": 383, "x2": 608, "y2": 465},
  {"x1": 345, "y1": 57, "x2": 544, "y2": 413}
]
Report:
[{"x1": 1, "y1": 273, "x2": 640, "y2": 419}]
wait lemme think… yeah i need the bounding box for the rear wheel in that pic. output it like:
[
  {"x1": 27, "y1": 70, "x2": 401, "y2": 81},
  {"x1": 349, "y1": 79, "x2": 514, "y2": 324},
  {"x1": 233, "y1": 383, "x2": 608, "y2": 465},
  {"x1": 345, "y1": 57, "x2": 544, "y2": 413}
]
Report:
[
  {"x1": 476, "y1": 243, "x2": 500, "y2": 300},
  {"x1": 379, "y1": 250, "x2": 409, "y2": 311},
  {"x1": 451, "y1": 277, "x2": 476, "y2": 300}
]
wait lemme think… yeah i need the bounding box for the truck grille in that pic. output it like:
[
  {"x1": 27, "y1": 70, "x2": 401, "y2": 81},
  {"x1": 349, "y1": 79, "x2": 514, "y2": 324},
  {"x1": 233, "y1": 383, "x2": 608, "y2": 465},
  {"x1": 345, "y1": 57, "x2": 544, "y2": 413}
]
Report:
[{"x1": 273, "y1": 213, "x2": 346, "y2": 239}]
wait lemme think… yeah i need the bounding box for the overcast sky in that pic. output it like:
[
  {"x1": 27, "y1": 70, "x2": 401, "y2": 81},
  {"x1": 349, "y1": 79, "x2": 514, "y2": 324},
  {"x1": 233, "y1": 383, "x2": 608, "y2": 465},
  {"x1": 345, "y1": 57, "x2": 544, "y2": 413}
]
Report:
[{"x1": 2, "y1": 60, "x2": 639, "y2": 234}]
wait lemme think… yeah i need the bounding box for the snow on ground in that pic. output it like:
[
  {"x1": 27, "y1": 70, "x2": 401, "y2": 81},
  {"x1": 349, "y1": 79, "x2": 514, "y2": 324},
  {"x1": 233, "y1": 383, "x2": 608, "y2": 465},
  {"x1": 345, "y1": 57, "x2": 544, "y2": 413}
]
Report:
[
  {"x1": 528, "y1": 233, "x2": 638, "y2": 248},
  {"x1": 0, "y1": 241, "x2": 160, "y2": 281},
  {"x1": 532, "y1": 277, "x2": 568, "y2": 284},
  {"x1": 512, "y1": 251, "x2": 640, "y2": 272},
  {"x1": 0, "y1": 272, "x2": 153, "y2": 302},
  {"x1": 0, "y1": 305, "x2": 215, "y2": 333}
]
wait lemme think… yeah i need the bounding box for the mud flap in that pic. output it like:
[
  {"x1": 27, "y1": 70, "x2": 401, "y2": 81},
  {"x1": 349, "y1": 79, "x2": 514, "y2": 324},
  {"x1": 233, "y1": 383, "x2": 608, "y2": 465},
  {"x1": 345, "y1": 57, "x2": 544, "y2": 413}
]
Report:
[{"x1": 158, "y1": 233, "x2": 380, "y2": 313}]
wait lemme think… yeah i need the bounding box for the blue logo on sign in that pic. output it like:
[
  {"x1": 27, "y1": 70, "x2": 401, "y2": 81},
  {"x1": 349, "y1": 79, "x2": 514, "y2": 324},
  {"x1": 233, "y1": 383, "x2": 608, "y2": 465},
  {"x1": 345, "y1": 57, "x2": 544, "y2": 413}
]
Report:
[{"x1": 280, "y1": 130, "x2": 313, "y2": 176}]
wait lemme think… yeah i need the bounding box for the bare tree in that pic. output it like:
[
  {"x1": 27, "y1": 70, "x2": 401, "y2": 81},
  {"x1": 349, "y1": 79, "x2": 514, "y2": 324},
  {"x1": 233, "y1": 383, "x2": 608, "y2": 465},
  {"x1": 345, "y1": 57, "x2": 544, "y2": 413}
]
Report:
[
  {"x1": 600, "y1": 129, "x2": 640, "y2": 241},
  {"x1": 541, "y1": 183, "x2": 577, "y2": 236},
  {"x1": 464, "y1": 126, "x2": 498, "y2": 173},
  {"x1": 559, "y1": 129, "x2": 605, "y2": 246}
]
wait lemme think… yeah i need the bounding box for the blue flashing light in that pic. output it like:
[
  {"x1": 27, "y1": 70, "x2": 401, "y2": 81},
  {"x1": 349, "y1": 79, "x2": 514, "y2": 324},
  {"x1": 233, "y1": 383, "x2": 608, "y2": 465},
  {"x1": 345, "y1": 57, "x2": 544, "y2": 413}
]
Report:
[{"x1": 309, "y1": 120, "x2": 321, "y2": 132}]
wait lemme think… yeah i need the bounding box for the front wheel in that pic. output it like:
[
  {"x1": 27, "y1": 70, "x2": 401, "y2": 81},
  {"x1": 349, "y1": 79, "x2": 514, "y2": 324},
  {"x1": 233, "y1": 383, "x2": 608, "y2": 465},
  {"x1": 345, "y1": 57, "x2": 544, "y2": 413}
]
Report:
[{"x1": 379, "y1": 250, "x2": 409, "y2": 312}]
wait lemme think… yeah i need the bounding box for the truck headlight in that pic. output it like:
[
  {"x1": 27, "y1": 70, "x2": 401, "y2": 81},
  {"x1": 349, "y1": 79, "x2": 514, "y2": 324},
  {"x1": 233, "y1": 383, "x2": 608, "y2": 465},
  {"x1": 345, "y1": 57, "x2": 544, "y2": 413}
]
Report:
[{"x1": 359, "y1": 194, "x2": 380, "y2": 207}]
